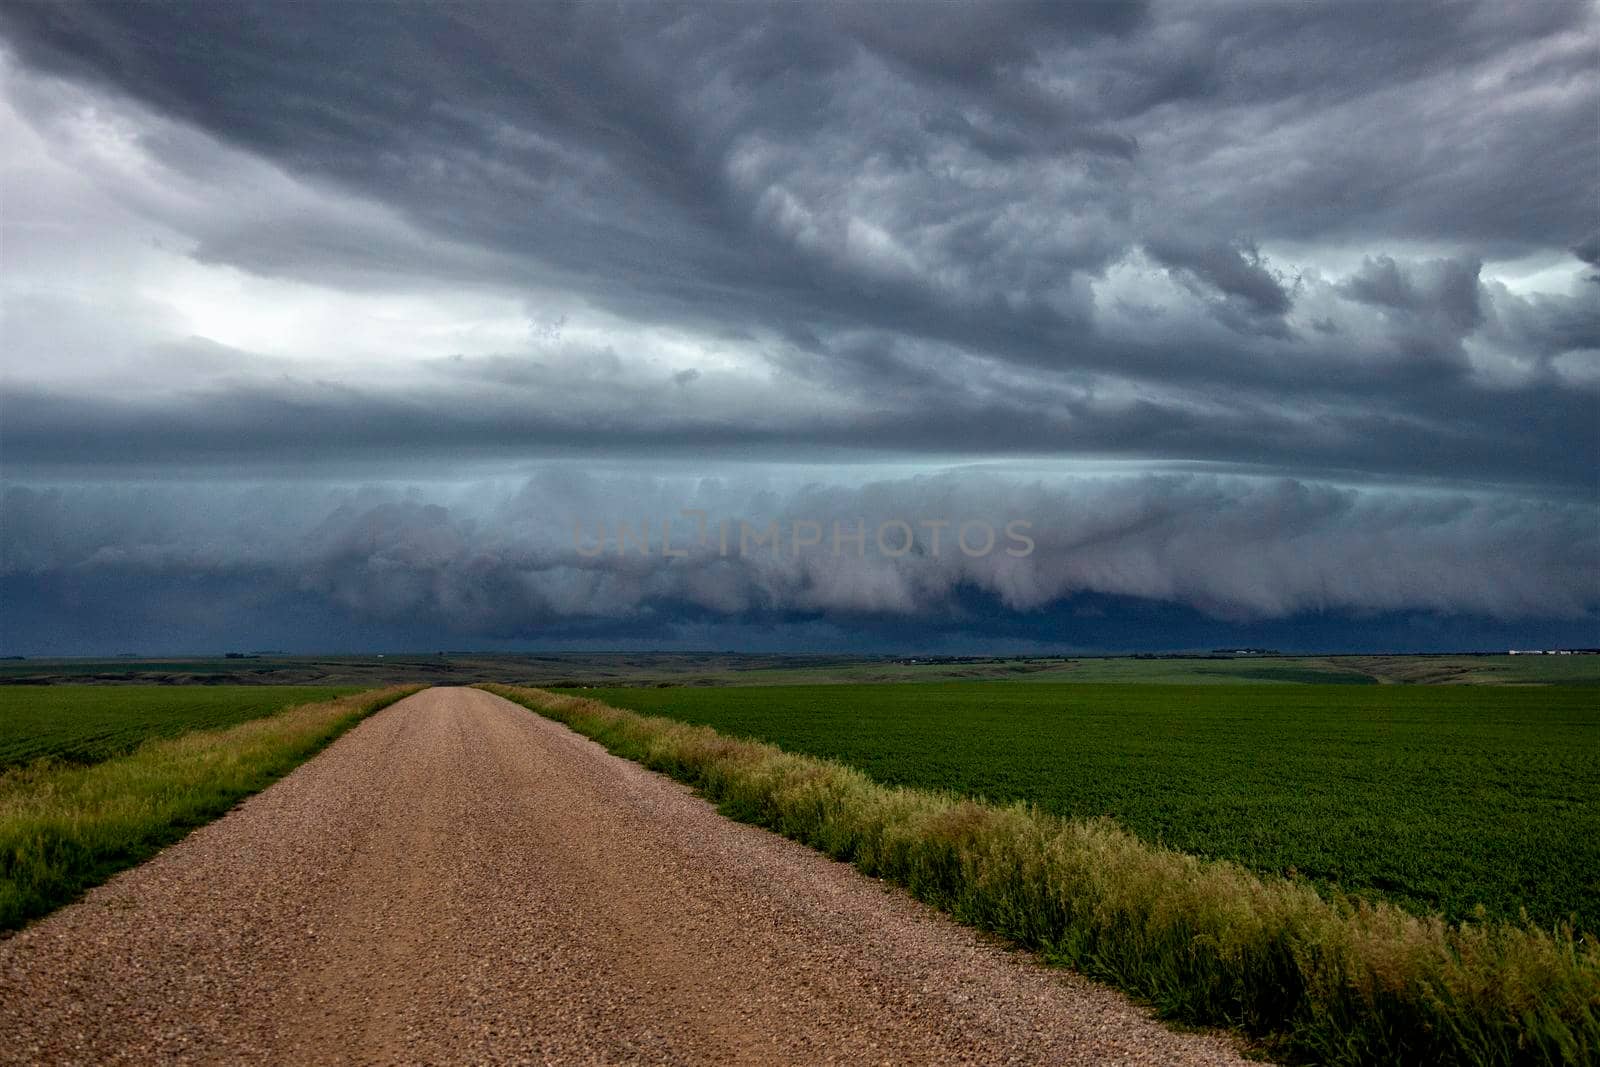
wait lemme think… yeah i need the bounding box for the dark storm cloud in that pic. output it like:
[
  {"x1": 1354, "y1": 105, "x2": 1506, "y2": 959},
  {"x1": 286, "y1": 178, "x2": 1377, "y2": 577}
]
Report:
[
  {"x1": 3, "y1": 343, "x2": 1595, "y2": 490},
  {"x1": 1342, "y1": 256, "x2": 1483, "y2": 331},
  {"x1": 1, "y1": 1, "x2": 1596, "y2": 652},
  {"x1": 2, "y1": 0, "x2": 1594, "y2": 342},
  {"x1": 3, "y1": 471, "x2": 1595, "y2": 656},
  {"x1": 1142, "y1": 235, "x2": 1293, "y2": 333},
  {"x1": 1575, "y1": 232, "x2": 1600, "y2": 285},
  {"x1": 6, "y1": 1, "x2": 1588, "y2": 249},
  {"x1": 5, "y1": 246, "x2": 1595, "y2": 488}
]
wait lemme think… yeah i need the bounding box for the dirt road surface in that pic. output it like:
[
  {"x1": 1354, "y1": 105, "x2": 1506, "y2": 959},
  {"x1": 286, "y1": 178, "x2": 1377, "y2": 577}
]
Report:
[{"x1": 0, "y1": 687, "x2": 1252, "y2": 1065}]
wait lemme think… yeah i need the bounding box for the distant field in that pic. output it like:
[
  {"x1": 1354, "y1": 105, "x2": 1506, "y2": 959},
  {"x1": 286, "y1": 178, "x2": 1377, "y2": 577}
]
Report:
[
  {"x1": 0, "y1": 686, "x2": 357, "y2": 768},
  {"x1": 584, "y1": 682, "x2": 1600, "y2": 931},
  {"x1": 1000, "y1": 653, "x2": 1600, "y2": 686},
  {"x1": 3, "y1": 651, "x2": 1596, "y2": 688}
]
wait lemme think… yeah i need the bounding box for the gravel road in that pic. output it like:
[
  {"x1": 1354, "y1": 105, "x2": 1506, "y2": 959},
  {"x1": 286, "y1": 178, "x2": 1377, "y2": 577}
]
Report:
[{"x1": 0, "y1": 687, "x2": 1253, "y2": 1065}]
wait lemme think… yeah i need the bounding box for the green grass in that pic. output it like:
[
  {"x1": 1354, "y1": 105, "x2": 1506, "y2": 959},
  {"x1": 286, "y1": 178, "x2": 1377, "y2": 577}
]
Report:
[
  {"x1": 0, "y1": 685, "x2": 421, "y2": 931},
  {"x1": 578, "y1": 682, "x2": 1600, "y2": 934},
  {"x1": 0, "y1": 685, "x2": 358, "y2": 768},
  {"x1": 489, "y1": 685, "x2": 1598, "y2": 1067}
]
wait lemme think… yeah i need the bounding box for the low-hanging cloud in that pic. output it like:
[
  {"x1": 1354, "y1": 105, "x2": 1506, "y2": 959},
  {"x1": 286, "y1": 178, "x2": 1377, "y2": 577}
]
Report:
[{"x1": 4, "y1": 471, "x2": 1593, "y2": 653}]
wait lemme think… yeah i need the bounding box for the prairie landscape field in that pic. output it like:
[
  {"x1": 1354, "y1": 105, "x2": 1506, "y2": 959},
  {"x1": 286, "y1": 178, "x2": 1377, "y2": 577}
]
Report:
[
  {"x1": 5, "y1": 0, "x2": 1597, "y2": 1062},
  {"x1": 582, "y1": 681, "x2": 1600, "y2": 933},
  {"x1": 0, "y1": 685, "x2": 357, "y2": 768},
  {"x1": 4, "y1": 649, "x2": 1596, "y2": 688}
]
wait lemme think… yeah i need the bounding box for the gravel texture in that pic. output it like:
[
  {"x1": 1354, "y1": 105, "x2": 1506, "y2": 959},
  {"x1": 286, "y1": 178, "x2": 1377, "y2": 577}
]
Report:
[{"x1": 0, "y1": 687, "x2": 1255, "y2": 1065}]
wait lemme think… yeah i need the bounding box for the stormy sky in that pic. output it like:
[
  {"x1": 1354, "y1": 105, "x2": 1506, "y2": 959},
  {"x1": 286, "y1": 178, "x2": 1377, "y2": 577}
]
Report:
[{"x1": 1, "y1": 0, "x2": 1596, "y2": 655}]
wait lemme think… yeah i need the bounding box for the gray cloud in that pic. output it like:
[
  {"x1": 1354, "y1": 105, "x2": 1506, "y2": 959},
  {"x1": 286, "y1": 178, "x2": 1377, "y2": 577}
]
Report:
[
  {"x1": 3, "y1": 3, "x2": 1593, "y2": 303},
  {"x1": 5, "y1": 257, "x2": 1596, "y2": 489},
  {"x1": 0, "y1": 2, "x2": 1595, "y2": 652},
  {"x1": 1342, "y1": 256, "x2": 1483, "y2": 330},
  {"x1": 1143, "y1": 235, "x2": 1293, "y2": 333},
  {"x1": 4, "y1": 472, "x2": 1595, "y2": 644}
]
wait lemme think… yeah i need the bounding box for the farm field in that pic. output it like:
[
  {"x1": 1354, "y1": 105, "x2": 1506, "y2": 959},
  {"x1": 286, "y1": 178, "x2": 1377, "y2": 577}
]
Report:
[
  {"x1": 0, "y1": 685, "x2": 357, "y2": 768},
  {"x1": 584, "y1": 681, "x2": 1600, "y2": 932},
  {"x1": 3, "y1": 651, "x2": 1596, "y2": 688}
]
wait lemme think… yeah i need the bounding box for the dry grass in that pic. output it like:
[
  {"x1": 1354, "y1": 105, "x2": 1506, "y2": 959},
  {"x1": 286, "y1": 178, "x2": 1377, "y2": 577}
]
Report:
[
  {"x1": 484, "y1": 684, "x2": 1598, "y2": 1066},
  {"x1": 0, "y1": 685, "x2": 424, "y2": 931}
]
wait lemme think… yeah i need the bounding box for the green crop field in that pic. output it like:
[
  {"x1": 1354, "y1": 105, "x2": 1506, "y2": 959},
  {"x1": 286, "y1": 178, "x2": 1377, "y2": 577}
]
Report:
[
  {"x1": 5, "y1": 650, "x2": 1595, "y2": 689},
  {"x1": 583, "y1": 682, "x2": 1600, "y2": 932},
  {"x1": 0, "y1": 686, "x2": 358, "y2": 768}
]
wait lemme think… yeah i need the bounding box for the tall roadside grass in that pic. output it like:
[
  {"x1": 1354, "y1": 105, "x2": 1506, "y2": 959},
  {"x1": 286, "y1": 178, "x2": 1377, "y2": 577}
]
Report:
[
  {"x1": 0, "y1": 685, "x2": 424, "y2": 932},
  {"x1": 483, "y1": 684, "x2": 1599, "y2": 1067}
]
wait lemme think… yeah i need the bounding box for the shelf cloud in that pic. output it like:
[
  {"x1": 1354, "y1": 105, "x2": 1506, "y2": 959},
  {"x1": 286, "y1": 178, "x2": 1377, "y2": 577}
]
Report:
[{"x1": 1, "y1": 1, "x2": 1594, "y2": 651}]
